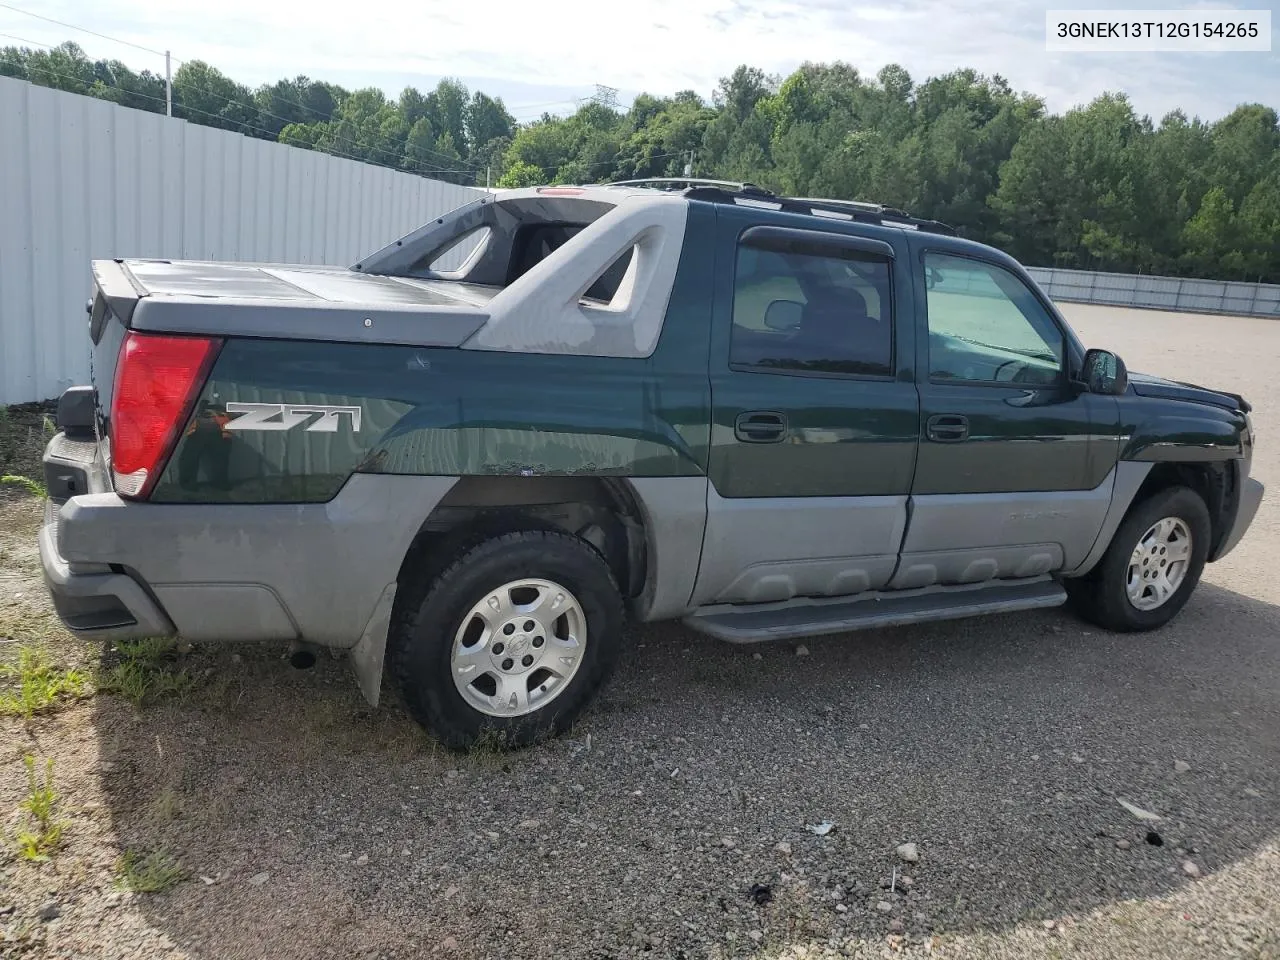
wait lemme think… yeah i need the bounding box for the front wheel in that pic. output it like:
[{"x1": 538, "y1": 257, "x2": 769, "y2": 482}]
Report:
[
  {"x1": 388, "y1": 530, "x2": 624, "y2": 749},
  {"x1": 1066, "y1": 485, "x2": 1211, "y2": 632}
]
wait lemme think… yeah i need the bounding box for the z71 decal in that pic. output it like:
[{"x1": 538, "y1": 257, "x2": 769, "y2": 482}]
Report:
[{"x1": 223, "y1": 402, "x2": 362, "y2": 433}]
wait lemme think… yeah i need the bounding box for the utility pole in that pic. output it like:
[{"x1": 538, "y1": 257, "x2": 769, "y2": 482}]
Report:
[
  {"x1": 165, "y1": 51, "x2": 172, "y2": 117},
  {"x1": 683, "y1": 150, "x2": 694, "y2": 177},
  {"x1": 486, "y1": 165, "x2": 491, "y2": 189}
]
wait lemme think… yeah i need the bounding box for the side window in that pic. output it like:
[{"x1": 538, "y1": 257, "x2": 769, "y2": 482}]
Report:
[
  {"x1": 730, "y1": 235, "x2": 893, "y2": 378},
  {"x1": 924, "y1": 253, "x2": 1064, "y2": 386}
]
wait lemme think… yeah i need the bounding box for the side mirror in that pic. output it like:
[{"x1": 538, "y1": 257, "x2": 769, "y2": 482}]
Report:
[
  {"x1": 1082, "y1": 348, "x2": 1128, "y2": 395},
  {"x1": 764, "y1": 299, "x2": 803, "y2": 331}
]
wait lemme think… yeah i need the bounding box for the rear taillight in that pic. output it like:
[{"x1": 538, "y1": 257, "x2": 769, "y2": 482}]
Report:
[{"x1": 110, "y1": 331, "x2": 221, "y2": 499}]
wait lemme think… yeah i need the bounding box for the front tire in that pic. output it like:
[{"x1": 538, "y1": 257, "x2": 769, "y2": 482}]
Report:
[
  {"x1": 1067, "y1": 485, "x2": 1211, "y2": 632},
  {"x1": 388, "y1": 530, "x2": 624, "y2": 749}
]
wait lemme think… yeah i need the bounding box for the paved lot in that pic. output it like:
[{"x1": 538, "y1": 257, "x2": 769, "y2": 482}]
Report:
[{"x1": 1, "y1": 303, "x2": 1278, "y2": 959}]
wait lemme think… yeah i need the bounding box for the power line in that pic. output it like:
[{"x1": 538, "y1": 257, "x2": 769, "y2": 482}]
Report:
[
  {"x1": 0, "y1": 29, "x2": 47, "y2": 48},
  {"x1": 1, "y1": 28, "x2": 481, "y2": 175},
  {"x1": 0, "y1": 5, "x2": 483, "y2": 173},
  {"x1": 4, "y1": 31, "x2": 684, "y2": 184},
  {"x1": 0, "y1": 2, "x2": 167, "y2": 58},
  {"x1": 2, "y1": 54, "x2": 478, "y2": 180}
]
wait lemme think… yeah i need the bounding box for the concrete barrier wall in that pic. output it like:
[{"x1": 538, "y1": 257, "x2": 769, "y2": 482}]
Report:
[{"x1": 1025, "y1": 266, "x2": 1280, "y2": 319}]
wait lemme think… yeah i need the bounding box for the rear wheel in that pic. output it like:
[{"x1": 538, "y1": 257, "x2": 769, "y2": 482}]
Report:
[
  {"x1": 1066, "y1": 485, "x2": 1210, "y2": 632},
  {"x1": 388, "y1": 530, "x2": 623, "y2": 749}
]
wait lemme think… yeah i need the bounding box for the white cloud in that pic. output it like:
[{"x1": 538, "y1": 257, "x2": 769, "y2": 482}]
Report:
[{"x1": 2, "y1": 0, "x2": 1274, "y2": 120}]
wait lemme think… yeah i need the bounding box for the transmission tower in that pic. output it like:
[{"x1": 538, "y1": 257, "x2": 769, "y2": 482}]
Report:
[{"x1": 591, "y1": 84, "x2": 620, "y2": 111}]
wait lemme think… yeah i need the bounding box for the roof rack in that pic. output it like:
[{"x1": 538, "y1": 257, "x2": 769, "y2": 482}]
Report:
[
  {"x1": 691, "y1": 185, "x2": 956, "y2": 236},
  {"x1": 608, "y1": 178, "x2": 955, "y2": 236},
  {"x1": 609, "y1": 177, "x2": 774, "y2": 196},
  {"x1": 790, "y1": 196, "x2": 914, "y2": 219}
]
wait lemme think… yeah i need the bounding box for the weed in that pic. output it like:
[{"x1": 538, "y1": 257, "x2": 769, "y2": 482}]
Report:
[
  {"x1": 98, "y1": 660, "x2": 194, "y2": 707},
  {"x1": 149, "y1": 786, "x2": 184, "y2": 822},
  {"x1": 98, "y1": 636, "x2": 194, "y2": 707},
  {"x1": 463, "y1": 727, "x2": 515, "y2": 769},
  {"x1": 116, "y1": 849, "x2": 186, "y2": 893},
  {"x1": 0, "y1": 403, "x2": 55, "y2": 496},
  {"x1": 116, "y1": 637, "x2": 179, "y2": 663},
  {"x1": 0, "y1": 474, "x2": 46, "y2": 499},
  {"x1": 14, "y1": 755, "x2": 64, "y2": 862},
  {"x1": 0, "y1": 647, "x2": 88, "y2": 717}
]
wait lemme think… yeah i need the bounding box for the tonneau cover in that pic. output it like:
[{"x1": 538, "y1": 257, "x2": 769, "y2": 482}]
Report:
[{"x1": 94, "y1": 259, "x2": 492, "y2": 347}]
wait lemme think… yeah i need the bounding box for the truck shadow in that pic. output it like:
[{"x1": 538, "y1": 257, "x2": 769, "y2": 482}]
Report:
[{"x1": 91, "y1": 579, "x2": 1280, "y2": 959}]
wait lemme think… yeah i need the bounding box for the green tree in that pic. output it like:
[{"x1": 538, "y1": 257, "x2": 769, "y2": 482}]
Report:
[
  {"x1": 3, "y1": 36, "x2": 1278, "y2": 281},
  {"x1": 173, "y1": 60, "x2": 258, "y2": 134},
  {"x1": 317, "y1": 87, "x2": 406, "y2": 165},
  {"x1": 465, "y1": 92, "x2": 515, "y2": 154},
  {"x1": 255, "y1": 76, "x2": 344, "y2": 138},
  {"x1": 427, "y1": 78, "x2": 470, "y2": 159},
  {"x1": 1235, "y1": 173, "x2": 1280, "y2": 278},
  {"x1": 497, "y1": 160, "x2": 543, "y2": 188},
  {"x1": 1182, "y1": 186, "x2": 1244, "y2": 275}
]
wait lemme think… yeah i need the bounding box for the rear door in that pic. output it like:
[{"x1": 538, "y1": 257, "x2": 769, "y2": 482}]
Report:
[
  {"x1": 689, "y1": 205, "x2": 919, "y2": 607},
  {"x1": 896, "y1": 238, "x2": 1121, "y2": 588}
]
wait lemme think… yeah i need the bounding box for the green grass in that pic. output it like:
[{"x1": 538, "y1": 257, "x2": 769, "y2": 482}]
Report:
[
  {"x1": 97, "y1": 637, "x2": 195, "y2": 707},
  {"x1": 0, "y1": 405, "x2": 55, "y2": 500},
  {"x1": 14, "y1": 755, "x2": 64, "y2": 862},
  {"x1": 115, "y1": 849, "x2": 186, "y2": 893},
  {"x1": 98, "y1": 660, "x2": 195, "y2": 707},
  {"x1": 115, "y1": 637, "x2": 181, "y2": 662},
  {"x1": 0, "y1": 647, "x2": 89, "y2": 717},
  {"x1": 0, "y1": 474, "x2": 46, "y2": 499}
]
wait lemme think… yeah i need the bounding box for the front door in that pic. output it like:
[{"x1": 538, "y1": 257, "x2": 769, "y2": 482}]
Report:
[
  {"x1": 896, "y1": 241, "x2": 1120, "y2": 589},
  {"x1": 690, "y1": 208, "x2": 920, "y2": 607}
]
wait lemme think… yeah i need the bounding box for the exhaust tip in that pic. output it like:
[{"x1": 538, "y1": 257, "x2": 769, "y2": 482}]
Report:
[{"x1": 289, "y1": 647, "x2": 317, "y2": 670}]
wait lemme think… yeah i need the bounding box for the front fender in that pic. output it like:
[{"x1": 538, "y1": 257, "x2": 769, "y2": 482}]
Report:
[{"x1": 1121, "y1": 411, "x2": 1246, "y2": 463}]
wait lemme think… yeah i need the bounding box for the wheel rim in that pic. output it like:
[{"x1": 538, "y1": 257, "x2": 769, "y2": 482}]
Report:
[
  {"x1": 1126, "y1": 516, "x2": 1193, "y2": 611},
  {"x1": 450, "y1": 578, "x2": 588, "y2": 718}
]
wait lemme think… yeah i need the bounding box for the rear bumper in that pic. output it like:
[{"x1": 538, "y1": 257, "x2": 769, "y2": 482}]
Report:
[
  {"x1": 39, "y1": 504, "x2": 175, "y2": 640},
  {"x1": 1214, "y1": 476, "x2": 1265, "y2": 561},
  {"x1": 39, "y1": 429, "x2": 169, "y2": 640},
  {"x1": 38, "y1": 430, "x2": 458, "y2": 647}
]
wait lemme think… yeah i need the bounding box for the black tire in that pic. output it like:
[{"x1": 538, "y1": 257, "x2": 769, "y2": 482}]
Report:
[
  {"x1": 1066, "y1": 485, "x2": 1211, "y2": 632},
  {"x1": 388, "y1": 530, "x2": 623, "y2": 750}
]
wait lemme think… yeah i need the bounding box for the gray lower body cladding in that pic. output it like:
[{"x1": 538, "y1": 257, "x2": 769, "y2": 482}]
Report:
[
  {"x1": 41, "y1": 467, "x2": 459, "y2": 647},
  {"x1": 1215, "y1": 476, "x2": 1265, "y2": 561}
]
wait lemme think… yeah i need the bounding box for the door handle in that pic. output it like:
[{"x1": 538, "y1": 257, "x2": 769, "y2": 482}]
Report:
[
  {"x1": 926, "y1": 414, "x2": 969, "y2": 442},
  {"x1": 735, "y1": 410, "x2": 788, "y2": 443}
]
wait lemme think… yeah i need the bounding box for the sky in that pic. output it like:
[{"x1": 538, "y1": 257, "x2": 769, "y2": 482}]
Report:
[{"x1": 0, "y1": 0, "x2": 1276, "y2": 124}]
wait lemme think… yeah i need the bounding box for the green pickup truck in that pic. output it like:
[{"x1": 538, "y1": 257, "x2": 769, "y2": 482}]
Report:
[{"x1": 39, "y1": 179, "x2": 1263, "y2": 747}]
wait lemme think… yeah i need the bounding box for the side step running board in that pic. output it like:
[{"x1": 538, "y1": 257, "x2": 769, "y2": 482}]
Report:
[{"x1": 682, "y1": 577, "x2": 1067, "y2": 644}]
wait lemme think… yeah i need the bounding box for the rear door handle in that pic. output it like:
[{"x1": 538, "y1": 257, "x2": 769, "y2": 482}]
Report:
[
  {"x1": 735, "y1": 410, "x2": 788, "y2": 443},
  {"x1": 926, "y1": 414, "x2": 969, "y2": 442}
]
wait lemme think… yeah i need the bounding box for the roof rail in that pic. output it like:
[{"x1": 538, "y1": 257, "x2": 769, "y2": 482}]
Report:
[
  {"x1": 790, "y1": 196, "x2": 915, "y2": 219},
  {"x1": 609, "y1": 178, "x2": 955, "y2": 236},
  {"x1": 609, "y1": 177, "x2": 774, "y2": 196},
  {"x1": 682, "y1": 185, "x2": 957, "y2": 236}
]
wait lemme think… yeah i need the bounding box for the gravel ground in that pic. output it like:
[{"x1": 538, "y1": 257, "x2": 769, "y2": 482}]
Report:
[{"x1": 2, "y1": 303, "x2": 1279, "y2": 960}]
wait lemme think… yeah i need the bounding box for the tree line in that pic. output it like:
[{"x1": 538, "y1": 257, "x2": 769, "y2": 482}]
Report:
[{"x1": 3, "y1": 43, "x2": 1277, "y2": 283}]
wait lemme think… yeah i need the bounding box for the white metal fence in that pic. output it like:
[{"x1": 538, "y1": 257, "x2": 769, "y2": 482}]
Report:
[
  {"x1": 1025, "y1": 266, "x2": 1280, "y2": 318},
  {"x1": 0, "y1": 76, "x2": 483, "y2": 405}
]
